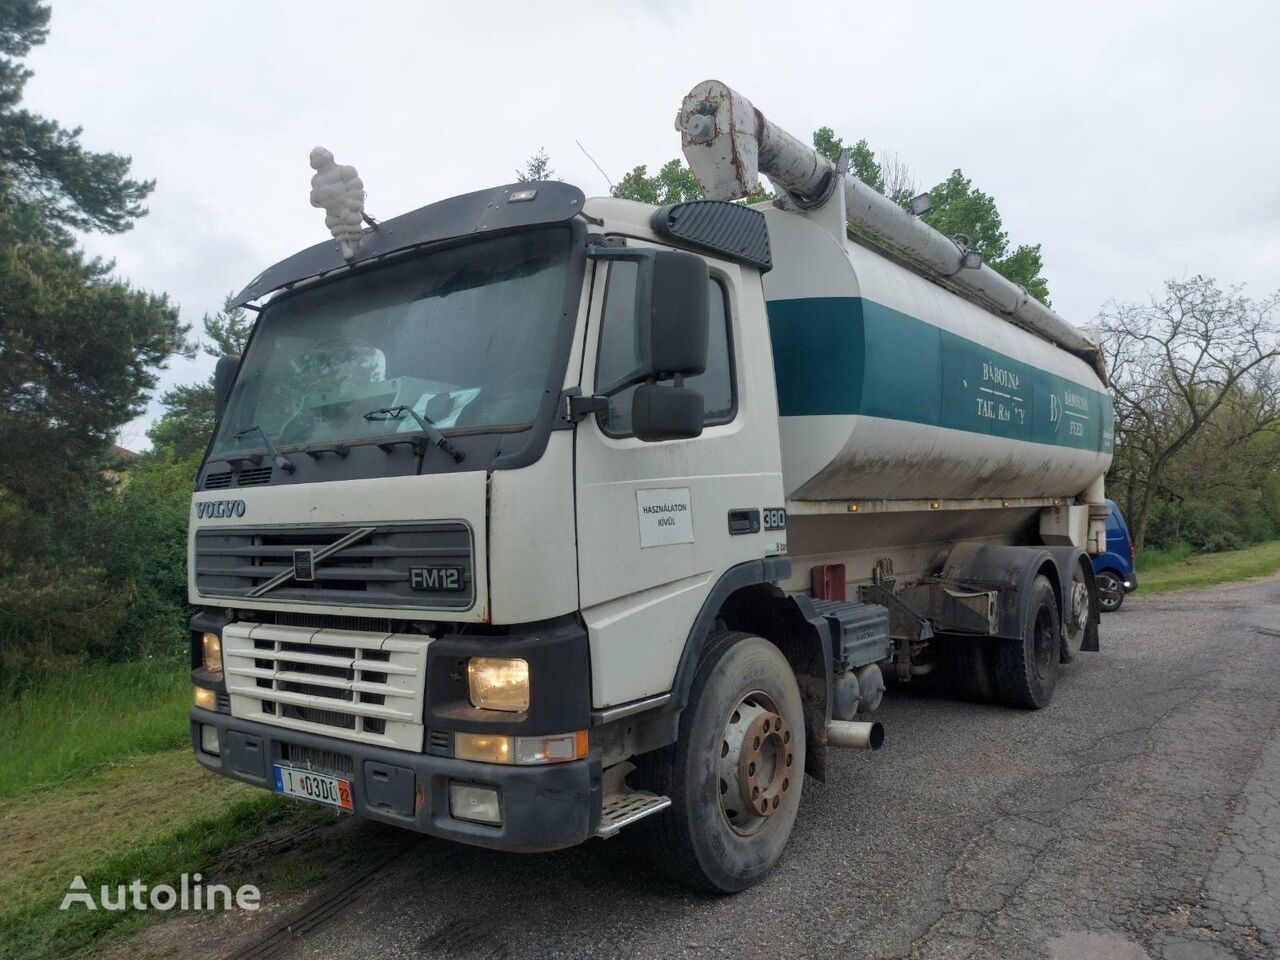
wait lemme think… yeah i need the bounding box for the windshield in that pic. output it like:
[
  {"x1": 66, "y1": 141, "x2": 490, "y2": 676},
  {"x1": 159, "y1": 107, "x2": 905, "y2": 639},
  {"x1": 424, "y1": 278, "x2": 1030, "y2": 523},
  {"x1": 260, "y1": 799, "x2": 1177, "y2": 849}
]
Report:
[{"x1": 211, "y1": 228, "x2": 573, "y2": 457}]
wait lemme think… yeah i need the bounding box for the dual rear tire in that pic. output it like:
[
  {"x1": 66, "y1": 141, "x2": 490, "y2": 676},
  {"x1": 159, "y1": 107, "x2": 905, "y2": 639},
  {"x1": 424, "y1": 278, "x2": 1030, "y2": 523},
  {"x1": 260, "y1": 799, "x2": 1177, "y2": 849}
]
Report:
[{"x1": 945, "y1": 574, "x2": 1068, "y2": 709}]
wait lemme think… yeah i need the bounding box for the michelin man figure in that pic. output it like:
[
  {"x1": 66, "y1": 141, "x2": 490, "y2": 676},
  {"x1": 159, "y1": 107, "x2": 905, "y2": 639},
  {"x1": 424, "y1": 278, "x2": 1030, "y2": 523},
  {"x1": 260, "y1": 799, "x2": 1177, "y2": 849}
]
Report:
[{"x1": 309, "y1": 147, "x2": 366, "y2": 260}]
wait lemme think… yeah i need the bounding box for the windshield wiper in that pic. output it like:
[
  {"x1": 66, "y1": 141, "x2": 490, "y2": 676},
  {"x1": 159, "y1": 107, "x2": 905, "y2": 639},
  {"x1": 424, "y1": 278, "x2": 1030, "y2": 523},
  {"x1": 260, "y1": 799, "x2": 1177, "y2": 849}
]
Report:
[
  {"x1": 364, "y1": 405, "x2": 465, "y2": 463},
  {"x1": 232, "y1": 425, "x2": 297, "y2": 473}
]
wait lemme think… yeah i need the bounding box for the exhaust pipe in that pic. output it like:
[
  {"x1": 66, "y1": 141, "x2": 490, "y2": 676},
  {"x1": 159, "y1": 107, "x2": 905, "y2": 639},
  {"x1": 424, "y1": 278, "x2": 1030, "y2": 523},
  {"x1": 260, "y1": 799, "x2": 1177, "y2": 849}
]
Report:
[{"x1": 826, "y1": 720, "x2": 885, "y2": 751}]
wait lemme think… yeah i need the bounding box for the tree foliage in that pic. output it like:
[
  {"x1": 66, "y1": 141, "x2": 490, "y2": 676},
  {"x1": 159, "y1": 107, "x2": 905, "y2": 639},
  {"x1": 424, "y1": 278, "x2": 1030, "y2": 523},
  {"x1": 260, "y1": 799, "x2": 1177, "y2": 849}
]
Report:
[
  {"x1": 0, "y1": 1, "x2": 153, "y2": 235},
  {"x1": 0, "y1": 201, "x2": 188, "y2": 510},
  {"x1": 1100, "y1": 276, "x2": 1280, "y2": 550},
  {"x1": 813, "y1": 127, "x2": 886, "y2": 194},
  {"x1": 516, "y1": 147, "x2": 554, "y2": 183},
  {"x1": 919, "y1": 170, "x2": 1050, "y2": 304},
  {"x1": 0, "y1": 1, "x2": 194, "y2": 672},
  {"x1": 148, "y1": 295, "x2": 253, "y2": 460},
  {"x1": 813, "y1": 126, "x2": 1051, "y2": 302},
  {"x1": 612, "y1": 159, "x2": 703, "y2": 205},
  {"x1": 0, "y1": 0, "x2": 184, "y2": 512}
]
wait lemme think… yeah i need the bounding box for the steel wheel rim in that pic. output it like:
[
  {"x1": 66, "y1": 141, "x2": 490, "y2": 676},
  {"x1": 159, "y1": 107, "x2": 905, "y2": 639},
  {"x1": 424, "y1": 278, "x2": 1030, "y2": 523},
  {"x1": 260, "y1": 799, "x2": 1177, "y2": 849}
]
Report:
[
  {"x1": 1098, "y1": 574, "x2": 1122, "y2": 610},
  {"x1": 1066, "y1": 573, "x2": 1088, "y2": 653},
  {"x1": 717, "y1": 690, "x2": 794, "y2": 836},
  {"x1": 1033, "y1": 604, "x2": 1057, "y2": 681}
]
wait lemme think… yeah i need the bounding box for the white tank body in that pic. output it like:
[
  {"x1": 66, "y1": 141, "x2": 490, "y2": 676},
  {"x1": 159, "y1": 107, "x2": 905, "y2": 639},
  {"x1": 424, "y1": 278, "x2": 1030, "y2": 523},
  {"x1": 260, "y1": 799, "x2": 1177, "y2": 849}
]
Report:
[{"x1": 760, "y1": 207, "x2": 1114, "y2": 503}]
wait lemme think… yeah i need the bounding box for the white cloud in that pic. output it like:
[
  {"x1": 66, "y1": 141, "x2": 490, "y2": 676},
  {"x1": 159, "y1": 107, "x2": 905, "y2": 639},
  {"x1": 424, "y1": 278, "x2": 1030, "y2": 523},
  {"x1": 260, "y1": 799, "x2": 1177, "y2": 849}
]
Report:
[{"x1": 21, "y1": 0, "x2": 1280, "y2": 448}]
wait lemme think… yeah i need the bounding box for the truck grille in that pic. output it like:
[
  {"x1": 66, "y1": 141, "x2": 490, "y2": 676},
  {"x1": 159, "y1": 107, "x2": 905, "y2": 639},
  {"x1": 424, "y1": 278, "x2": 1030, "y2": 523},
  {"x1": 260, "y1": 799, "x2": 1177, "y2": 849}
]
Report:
[
  {"x1": 222, "y1": 622, "x2": 429, "y2": 750},
  {"x1": 194, "y1": 522, "x2": 473, "y2": 609},
  {"x1": 201, "y1": 465, "x2": 273, "y2": 489}
]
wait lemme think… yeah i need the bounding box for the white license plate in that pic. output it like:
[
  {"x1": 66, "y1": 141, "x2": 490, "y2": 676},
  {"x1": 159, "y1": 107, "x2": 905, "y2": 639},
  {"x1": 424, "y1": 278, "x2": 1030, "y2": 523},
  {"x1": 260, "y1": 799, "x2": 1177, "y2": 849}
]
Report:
[{"x1": 273, "y1": 764, "x2": 353, "y2": 811}]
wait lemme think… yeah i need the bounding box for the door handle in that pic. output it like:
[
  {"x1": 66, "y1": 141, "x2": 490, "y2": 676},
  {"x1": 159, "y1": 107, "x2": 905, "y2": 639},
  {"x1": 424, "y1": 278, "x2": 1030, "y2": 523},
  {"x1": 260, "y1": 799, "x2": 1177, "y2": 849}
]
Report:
[{"x1": 727, "y1": 509, "x2": 761, "y2": 536}]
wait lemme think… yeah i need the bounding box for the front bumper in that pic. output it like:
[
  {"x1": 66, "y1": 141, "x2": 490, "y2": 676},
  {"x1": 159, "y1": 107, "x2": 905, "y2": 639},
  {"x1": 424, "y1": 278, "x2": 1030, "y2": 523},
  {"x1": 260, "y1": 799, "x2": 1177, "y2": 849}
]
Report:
[{"x1": 191, "y1": 707, "x2": 602, "y2": 852}]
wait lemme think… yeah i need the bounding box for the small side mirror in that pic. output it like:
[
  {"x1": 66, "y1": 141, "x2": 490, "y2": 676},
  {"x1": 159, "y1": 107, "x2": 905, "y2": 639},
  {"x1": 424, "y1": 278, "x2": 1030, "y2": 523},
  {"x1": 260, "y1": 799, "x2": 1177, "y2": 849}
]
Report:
[
  {"x1": 213, "y1": 354, "x2": 240, "y2": 419},
  {"x1": 632, "y1": 383, "x2": 704, "y2": 442}
]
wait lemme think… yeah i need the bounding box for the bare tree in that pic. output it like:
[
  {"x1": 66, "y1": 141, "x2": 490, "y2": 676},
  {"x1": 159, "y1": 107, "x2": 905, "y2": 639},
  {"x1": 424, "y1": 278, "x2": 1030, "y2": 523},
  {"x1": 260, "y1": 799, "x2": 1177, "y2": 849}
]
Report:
[
  {"x1": 878, "y1": 150, "x2": 916, "y2": 206},
  {"x1": 1099, "y1": 275, "x2": 1280, "y2": 549},
  {"x1": 516, "y1": 148, "x2": 554, "y2": 183}
]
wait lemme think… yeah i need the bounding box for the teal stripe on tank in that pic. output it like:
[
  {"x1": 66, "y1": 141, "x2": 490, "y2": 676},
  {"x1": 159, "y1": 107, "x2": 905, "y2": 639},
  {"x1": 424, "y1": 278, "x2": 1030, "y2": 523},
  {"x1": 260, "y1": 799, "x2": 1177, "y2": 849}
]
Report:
[{"x1": 765, "y1": 296, "x2": 1114, "y2": 455}]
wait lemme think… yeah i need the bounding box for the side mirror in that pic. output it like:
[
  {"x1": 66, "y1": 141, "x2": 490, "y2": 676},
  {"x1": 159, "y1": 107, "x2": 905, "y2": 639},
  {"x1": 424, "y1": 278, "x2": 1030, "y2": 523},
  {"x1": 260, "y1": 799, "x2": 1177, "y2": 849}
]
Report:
[
  {"x1": 213, "y1": 354, "x2": 240, "y2": 419},
  {"x1": 647, "y1": 250, "x2": 709, "y2": 380},
  {"x1": 632, "y1": 383, "x2": 704, "y2": 442},
  {"x1": 590, "y1": 245, "x2": 710, "y2": 394}
]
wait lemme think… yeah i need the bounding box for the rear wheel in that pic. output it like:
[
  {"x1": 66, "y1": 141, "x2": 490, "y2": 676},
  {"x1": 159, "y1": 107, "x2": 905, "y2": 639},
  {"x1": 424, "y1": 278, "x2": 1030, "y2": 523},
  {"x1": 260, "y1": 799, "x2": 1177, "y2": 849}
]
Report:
[
  {"x1": 1062, "y1": 563, "x2": 1092, "y2": 661},
  {"x1": 1096, "y1": 570, "x2": 1125, "y2": 613},
  {"x1": 639, "y1": 632, "x2": 805, "y2": 893},
  {"x1": 994, "y1": 575, "x2": 1061, "y2": 709},
  {"x1": 941, "y1": 635, "x2": 997, "y2": 702}
]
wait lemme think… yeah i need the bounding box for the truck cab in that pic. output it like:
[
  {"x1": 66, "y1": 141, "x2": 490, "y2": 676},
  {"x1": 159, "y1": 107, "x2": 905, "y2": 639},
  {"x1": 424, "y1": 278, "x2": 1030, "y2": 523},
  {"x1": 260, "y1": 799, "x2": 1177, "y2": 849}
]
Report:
[{"x1": 191, "y1": 185, "x2": 797, "y2": 880}]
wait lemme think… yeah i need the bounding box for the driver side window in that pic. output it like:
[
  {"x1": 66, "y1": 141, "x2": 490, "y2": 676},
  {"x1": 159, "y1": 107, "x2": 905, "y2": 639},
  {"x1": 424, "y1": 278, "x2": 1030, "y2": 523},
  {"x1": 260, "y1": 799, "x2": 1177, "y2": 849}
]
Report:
[{"x1": 596, "y1": 261, "x2": 736, "y2": 437}]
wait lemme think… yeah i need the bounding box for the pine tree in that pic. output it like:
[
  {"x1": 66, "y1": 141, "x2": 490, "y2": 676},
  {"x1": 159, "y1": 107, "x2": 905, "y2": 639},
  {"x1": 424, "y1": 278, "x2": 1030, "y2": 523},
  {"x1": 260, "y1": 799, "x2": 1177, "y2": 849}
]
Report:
[{"x1": 0, "y1": 1, "x2": 188, "y2": 510}]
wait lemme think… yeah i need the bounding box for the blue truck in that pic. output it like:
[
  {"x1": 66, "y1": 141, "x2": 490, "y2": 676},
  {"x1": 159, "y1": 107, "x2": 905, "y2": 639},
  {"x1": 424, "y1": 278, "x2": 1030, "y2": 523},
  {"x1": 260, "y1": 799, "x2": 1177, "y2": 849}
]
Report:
[{"x1": 1092, "y1": 499, "x2": 1138, "y2": 611}]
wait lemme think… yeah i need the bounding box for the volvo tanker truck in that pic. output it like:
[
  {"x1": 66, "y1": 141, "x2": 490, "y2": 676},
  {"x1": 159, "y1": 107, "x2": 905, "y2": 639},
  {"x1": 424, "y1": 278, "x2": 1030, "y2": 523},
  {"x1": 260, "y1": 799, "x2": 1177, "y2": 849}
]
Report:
[{"x1": 188, "y1": 80, "x2": 1113, "y2": 892}]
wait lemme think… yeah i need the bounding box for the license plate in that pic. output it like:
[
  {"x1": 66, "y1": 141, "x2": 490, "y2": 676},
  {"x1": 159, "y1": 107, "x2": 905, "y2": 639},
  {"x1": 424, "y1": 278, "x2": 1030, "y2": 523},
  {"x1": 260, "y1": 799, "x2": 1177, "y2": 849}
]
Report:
[{"x1": 273, "y1": 764, "x2": 353, "y2": 811}]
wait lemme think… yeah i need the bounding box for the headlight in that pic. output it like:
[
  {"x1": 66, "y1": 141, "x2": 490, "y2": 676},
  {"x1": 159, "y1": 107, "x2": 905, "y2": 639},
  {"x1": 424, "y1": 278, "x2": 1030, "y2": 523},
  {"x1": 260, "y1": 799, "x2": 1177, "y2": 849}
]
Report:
[
  {"x1": 466, "y1": 657, "x2": 529, "y2": 712},
  {"x1": 201, "y1": 632, "x2": 223, "y2": 675}
]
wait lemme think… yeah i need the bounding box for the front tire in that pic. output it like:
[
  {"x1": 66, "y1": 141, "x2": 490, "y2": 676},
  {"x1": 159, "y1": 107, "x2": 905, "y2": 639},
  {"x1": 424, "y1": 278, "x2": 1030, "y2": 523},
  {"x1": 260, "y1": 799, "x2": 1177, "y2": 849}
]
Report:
[
  {"x1": 1096, "y1": 570, "x2": 1125, "y2": 613},
  {"x1": 640, "y1": 632, "x2": 805, "y2": 893}
]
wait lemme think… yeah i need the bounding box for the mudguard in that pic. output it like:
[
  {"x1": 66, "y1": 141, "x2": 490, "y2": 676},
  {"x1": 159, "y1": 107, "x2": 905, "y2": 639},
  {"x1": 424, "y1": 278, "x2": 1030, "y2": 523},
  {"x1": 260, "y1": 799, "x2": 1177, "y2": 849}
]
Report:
[{"x1": 941, "y1": 542, "x2": 1061, "y2": 643}]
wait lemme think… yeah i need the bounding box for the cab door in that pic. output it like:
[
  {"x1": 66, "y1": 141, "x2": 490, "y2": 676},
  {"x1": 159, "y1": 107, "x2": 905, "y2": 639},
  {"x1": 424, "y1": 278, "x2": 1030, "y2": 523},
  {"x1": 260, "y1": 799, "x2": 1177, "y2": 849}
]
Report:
[{"x1": 574, "y1": 243, "x2": 785, "y2": 710}]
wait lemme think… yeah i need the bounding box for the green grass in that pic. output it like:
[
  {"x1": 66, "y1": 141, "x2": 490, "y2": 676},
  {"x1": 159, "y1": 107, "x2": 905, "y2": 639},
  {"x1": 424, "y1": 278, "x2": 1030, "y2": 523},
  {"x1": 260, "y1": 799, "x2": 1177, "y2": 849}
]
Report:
[
  {"x1": 0, "y1": 748, "x2": 320, "y2": 960},
  {"x1": 0, "y1": 658, "x2": 190, "y2": 798},
  {"x1": 0, "y1": 656, "x2": 362, "y2": 960},
  {"x1": 1140, "y1": 539, "x2": 1280, "y2": 593},
  {"x1": 1134, "y1": 542, "x2": 1194, "y2": 570}
]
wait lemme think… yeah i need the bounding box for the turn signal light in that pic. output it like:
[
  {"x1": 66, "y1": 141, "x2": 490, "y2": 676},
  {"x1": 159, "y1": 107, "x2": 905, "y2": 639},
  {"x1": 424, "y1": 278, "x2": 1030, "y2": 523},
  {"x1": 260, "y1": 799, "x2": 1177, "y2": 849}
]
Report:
[{"x1": 454, "y1": 730, "x2": 588, "y2": 765}]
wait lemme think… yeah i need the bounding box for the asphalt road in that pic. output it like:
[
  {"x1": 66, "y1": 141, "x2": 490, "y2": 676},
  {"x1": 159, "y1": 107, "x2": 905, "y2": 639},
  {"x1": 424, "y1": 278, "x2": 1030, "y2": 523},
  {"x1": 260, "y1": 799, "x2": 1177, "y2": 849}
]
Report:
[{"x1": 257, "y1": 575, "x2": 1280, "y2": 960}]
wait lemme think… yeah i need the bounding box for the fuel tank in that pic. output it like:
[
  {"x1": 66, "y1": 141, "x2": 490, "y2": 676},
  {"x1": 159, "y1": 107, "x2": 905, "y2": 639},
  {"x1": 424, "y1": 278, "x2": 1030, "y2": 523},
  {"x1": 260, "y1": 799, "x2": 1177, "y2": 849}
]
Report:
[{"x1": 761, "y1": 207, "x2": 1113, "y2": 503}]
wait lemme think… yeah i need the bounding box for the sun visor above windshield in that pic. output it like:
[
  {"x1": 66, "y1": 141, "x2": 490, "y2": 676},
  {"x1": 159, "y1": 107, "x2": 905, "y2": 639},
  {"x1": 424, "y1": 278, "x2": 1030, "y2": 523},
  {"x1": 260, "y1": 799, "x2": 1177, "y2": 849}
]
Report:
[{"x1": 231, "y1": 181, "x2": 586, "y2": 307}]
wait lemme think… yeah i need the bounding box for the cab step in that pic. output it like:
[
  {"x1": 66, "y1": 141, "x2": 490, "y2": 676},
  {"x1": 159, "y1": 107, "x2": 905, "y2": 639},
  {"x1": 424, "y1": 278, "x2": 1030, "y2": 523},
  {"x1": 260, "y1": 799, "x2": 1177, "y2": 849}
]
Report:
[{"x1": 596, "y1": 790, "x2": 671, "y2": 838}]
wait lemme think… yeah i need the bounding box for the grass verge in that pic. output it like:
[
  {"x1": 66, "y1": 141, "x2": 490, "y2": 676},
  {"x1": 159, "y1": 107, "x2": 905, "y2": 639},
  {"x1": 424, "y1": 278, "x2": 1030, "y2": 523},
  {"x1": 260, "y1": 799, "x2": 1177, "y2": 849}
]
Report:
[
  {"x1": 1139, "y1": 539, "x2": 1280, "y2": 593},
  {"x1": 0, "y1": 658, "x2": 190, "y2": 798},
  {"x1": 0, "y1": 748, "x2": 324, "y2": 960},
  {"x1": 1134, "y1": 543, "x2": 1194, "y2": 569}
]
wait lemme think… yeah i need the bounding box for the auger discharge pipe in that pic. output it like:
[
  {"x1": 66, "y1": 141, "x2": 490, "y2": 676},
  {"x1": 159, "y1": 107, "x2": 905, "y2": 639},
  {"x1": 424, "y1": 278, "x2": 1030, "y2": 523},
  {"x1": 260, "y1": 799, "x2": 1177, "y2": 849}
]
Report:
[{"x1": 677, "y1": 80, "x2": 1101, "y2": 367}]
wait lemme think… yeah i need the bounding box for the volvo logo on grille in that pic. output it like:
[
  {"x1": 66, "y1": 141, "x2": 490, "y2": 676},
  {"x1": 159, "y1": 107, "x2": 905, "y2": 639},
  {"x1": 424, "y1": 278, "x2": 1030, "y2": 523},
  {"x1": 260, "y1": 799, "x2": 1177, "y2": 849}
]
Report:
[
  {"x1": 293, "y1": 549, "x2": 315, "y2": 582},
  {"x1": 197, "y1": 499, "x2": 246, "y2": 519}
]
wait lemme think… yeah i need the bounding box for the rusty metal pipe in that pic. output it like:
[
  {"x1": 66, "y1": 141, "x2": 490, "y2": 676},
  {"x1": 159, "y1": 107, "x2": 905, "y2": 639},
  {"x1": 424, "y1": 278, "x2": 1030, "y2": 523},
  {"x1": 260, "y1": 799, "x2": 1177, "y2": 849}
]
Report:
[{"x1": 826, "y1": 720, "x2": 885, "y2": 750}]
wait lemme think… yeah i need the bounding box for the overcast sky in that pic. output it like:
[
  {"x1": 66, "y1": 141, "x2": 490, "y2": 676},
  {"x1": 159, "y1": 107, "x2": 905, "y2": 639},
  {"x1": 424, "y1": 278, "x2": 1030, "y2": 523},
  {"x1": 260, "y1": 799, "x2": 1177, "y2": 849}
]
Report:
[{"x1": 25, "y1": 0, "x2": 1280, "y2": 450}]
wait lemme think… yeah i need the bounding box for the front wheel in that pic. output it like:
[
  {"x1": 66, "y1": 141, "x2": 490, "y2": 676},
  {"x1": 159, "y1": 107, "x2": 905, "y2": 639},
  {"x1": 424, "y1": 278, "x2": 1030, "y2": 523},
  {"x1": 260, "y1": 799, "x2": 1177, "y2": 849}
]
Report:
[
  {"x1": 1096, "y1": 570, "x2": 1125, "y2": 613},
  {"x1": 639, "y1": 632, "x2": 805, "y2": 893}
]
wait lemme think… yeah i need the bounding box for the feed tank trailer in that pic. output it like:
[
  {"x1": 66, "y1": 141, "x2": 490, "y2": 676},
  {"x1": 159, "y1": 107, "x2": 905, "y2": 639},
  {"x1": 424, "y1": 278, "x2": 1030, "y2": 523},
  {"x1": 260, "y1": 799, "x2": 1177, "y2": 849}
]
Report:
[{"x1": 761, "y1": 207, "x2": 1113, "y2": 504}]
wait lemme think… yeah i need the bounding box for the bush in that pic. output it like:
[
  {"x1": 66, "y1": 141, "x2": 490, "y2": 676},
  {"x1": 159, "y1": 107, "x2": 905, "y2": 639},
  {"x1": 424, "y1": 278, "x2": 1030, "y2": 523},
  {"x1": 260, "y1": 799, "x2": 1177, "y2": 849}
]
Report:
[
  {"x1": 0, "y1": 455, "x2": 197, "y2": 680},
  {"x1": 1139, "y1": 488, "x2": 1280, "y2": 556}
]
